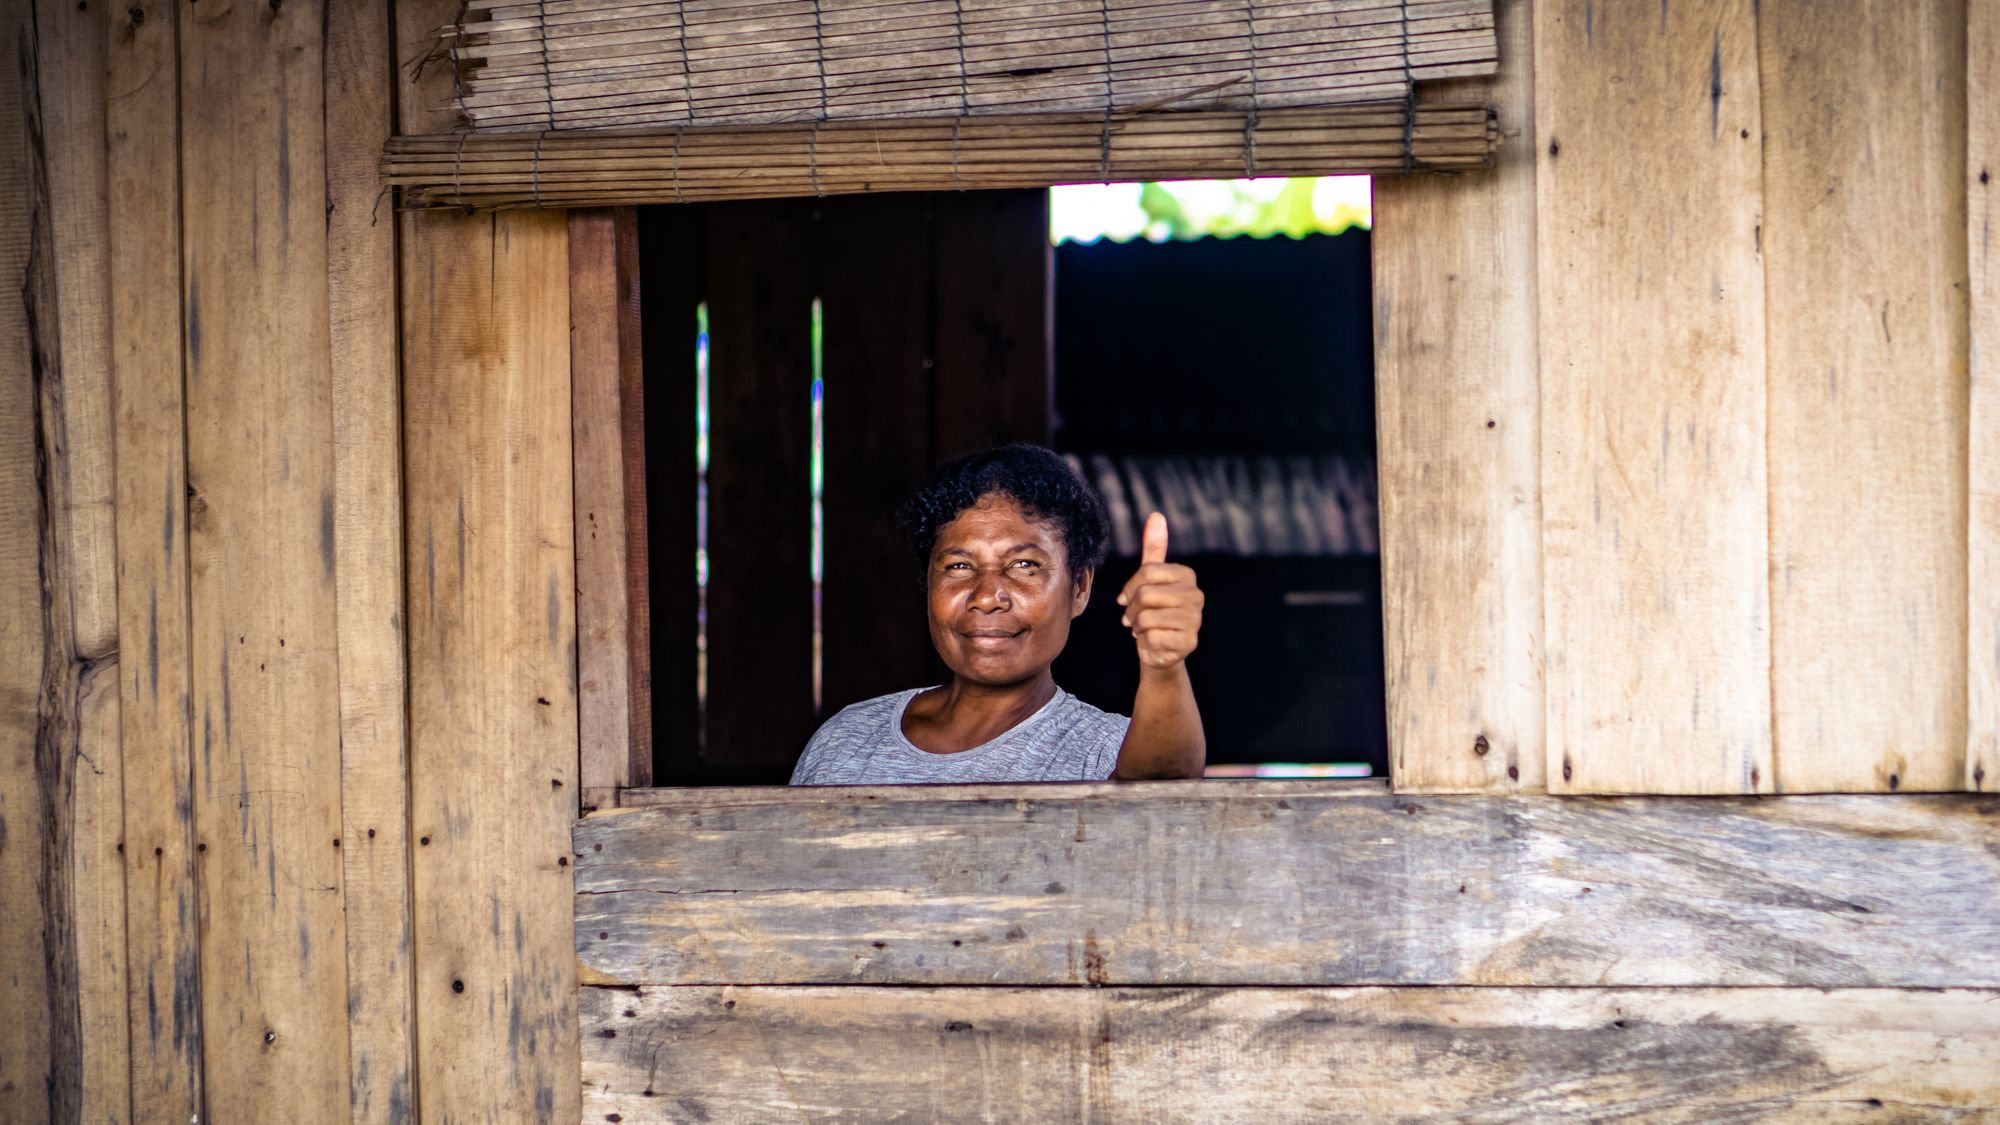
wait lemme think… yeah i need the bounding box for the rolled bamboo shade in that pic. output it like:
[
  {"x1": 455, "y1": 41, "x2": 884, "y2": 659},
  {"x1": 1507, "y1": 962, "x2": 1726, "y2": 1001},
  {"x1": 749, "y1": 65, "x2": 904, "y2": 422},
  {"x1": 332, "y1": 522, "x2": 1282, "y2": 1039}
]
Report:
[
  {"x1": 383, "y1": 102, "x2": 1495, "y2": 209},
  {"x1": 445, "y1": 0, "x2": 1498, "y2": 131}
]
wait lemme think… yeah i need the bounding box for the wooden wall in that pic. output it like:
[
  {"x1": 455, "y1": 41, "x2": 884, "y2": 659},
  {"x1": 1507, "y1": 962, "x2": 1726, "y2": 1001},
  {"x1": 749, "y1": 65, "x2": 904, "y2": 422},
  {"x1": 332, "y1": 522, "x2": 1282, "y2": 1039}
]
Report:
[
  {"x1": 4, "y1": 1, "x2": 579, "y2": 1120},
  {"x1": 2, "y1": 0, "x2": 1997, "y2": 1119},
  {"x1": 1378, "y1": 0, "x2": 1996, "y2": 795}
]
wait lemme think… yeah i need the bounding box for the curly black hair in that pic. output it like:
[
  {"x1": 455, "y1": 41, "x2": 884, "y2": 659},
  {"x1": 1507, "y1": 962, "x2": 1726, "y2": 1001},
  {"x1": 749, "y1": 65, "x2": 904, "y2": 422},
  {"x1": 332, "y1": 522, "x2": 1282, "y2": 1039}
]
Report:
[{"x1": 897, "y1": 443, "x2": 1109, "y2": 585}]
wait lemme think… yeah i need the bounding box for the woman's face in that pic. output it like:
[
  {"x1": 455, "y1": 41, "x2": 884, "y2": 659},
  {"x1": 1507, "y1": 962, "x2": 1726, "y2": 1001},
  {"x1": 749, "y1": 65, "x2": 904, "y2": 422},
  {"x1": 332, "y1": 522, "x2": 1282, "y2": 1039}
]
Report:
[{"x1": 926, "y1": 493, "x2": 1092, "y2": 688}]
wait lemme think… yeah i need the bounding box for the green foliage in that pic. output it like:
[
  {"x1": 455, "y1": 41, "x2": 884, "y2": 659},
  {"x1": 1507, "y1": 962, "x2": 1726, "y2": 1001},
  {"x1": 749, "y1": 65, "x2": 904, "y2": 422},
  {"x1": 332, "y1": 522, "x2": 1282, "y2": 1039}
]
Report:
[{"x1": 1134, "y1": 178, "x2": 1369, "y2": 241}]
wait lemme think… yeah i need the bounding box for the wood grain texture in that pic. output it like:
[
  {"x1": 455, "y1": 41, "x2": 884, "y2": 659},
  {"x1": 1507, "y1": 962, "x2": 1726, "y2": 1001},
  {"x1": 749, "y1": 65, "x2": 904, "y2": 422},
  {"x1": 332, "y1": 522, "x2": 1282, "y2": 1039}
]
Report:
[
  {"x1": 73, "y1": 660, "x2": 130, "y2": 1125},
  {"x1": 1761, "y1": 0, "x2": 1970, "y2": 794},
  {"x1": 616, "y1": 206, "x2": 652, "y2": 793},
  {"x1": 1972, "y1": 0, "x2": 1999, "y2": 793},
  {"x1": 931, "y1": 190, "x2": 1054, "y2": 458},
  {"x1": 573, "y1": 209, "x2": 637, "y2": 810},
  {"x1": 401, "y1": 204, "x2": 582, "y2": 1125},
  {"x1": 0, "y1": 12, "x2": 54, "y2": 1108},
  {"x1": 703, "y1": 199, "x2": 819, "y2": 774},
  {"x1": 1373, "y1": 0, "x2": 1543, "y2": 794},
  {"x1": 582, "y1": 985, "x2": 2000, "y2": 1122},
  {"x1": 398, "y1": 2, "x2": 583, "y2": 1118},
  {"x1": 820, "y1": 193, "x2": 941, "y2": 716},
  {"x1": 325, "y1": 2, "x2": 415, "y2": 1120},
  {"x1": 578, "y1": 786, "x2": 2000, "y2": 989},
  {"x1": 105, "y1": 3, "x2": 204, "y2": 1117},
  {"x1": 179, "y1": 3, "x2": 351, "y2": 1117},
  {"x1": 34, "y1": 0, "x2": 117, "y2": 661},
  {"x1": 1535, "y1": 0, "x2": 1773, "y2": 794}
]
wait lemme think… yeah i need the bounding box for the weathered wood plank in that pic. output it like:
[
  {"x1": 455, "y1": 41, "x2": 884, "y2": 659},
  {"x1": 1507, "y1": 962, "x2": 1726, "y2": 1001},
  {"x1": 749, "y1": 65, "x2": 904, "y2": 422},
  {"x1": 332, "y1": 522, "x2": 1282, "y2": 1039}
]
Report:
[
  {"x1": 1972, "y1": 0, "x2": 1999, "y2": 793},
  {"x1": 401, "y1": 204, "x2": 582, "y2": 1124},
  {"x1": 0, "y1": 11, "x2": 54, "y2": 1109},
  {"x1": 73, "y1": 660, "x2": 130, "y2": 1125},
  {"x1": 582, "y1": 985, "x2": 2000, "y2": 1123},
  {"x1": 399, "y1": 5, "x2": 583, "y2": 1116},
  {"x1": 820, "y1": 192, "x2": 941, "y2": 715},
  {"x1": 35, "y1": 0, "x2": 117, "y2": 661},
  {"x1": 179, "y1": 3, "x2": 351, "y2": 1117},
  {"x1": 578, "y1": 787, "x2": 2000, "y2": 988},
  {"x1": 105, "y1": 2, "x2": 204, "y2": 1116},
  {"x1": 1762, "y1": 0, "x2": 1970, "y2": 794},
  {"x1": 1373, "y1": 0, "x2": 1543, "y2": 794},
  {"x1": 704, "y1": 199, "x2": 819, "y2": 775},
  {"x1": 573, "y1": 208, "x2": 638, "y2": 810},
  {"x1": 616, "y1": 206, "x2": 652, "y2": 794},
  {"x1": 1536, "y1": 0, "x2": 1773, "y2": 794},
  {"x1": 931, "y1": 190, "x2": 1053, "y2": 458},
  {"x1": 325, "y1": 2, "x2": 415, "y2": 1120}
]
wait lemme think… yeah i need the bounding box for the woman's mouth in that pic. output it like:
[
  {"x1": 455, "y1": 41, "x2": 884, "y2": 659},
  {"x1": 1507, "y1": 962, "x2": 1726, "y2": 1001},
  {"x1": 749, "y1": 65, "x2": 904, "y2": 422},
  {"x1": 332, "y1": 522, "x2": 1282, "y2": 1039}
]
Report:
[{"x1": 964, "y1": 628, "x2": 1023, "y2": 646}]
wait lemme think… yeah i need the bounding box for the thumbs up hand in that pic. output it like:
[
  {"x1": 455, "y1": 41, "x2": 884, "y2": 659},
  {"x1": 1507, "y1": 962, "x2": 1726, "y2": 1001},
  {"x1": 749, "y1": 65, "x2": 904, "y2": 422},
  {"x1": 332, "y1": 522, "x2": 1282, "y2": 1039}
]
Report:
[{"x1": 1116, "y1": 512, "x2": 1204, "y2": 670}]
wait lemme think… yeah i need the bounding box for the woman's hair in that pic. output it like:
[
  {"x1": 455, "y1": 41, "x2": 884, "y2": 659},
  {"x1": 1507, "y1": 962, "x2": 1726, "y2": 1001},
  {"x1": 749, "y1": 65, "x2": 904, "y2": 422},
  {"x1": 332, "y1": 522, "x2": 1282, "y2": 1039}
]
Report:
[{"x1": 898, "y1": 443, "x2": 1109, "y2": 584}]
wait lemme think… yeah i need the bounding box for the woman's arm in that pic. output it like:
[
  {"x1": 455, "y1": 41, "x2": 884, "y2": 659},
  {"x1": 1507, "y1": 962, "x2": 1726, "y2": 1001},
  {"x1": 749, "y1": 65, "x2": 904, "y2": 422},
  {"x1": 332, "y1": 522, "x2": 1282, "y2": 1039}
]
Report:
[{"x1": 1111, "y1": 513, "x2": 1207, "y2": 779}]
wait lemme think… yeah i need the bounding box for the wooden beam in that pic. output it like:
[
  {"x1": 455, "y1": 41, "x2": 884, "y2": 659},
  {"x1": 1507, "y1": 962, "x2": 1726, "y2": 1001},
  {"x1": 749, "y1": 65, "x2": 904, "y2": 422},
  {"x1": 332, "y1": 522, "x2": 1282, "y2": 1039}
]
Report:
[
  {"x1": 1373, "y1": 0, "x2": 1544, "y2": 794},
  {"x1": 572, "y1": 209, "x2": 636, "y2": 809},
  {"x1": 105, "y1": 2, "x2": 204, "y2": 1117},
  {"x1": 34, "y1": 0, "x2": 117, "y2": 661},
  {"x1": 398, "y1": 6, "x2": 583, "y2": 1119},
  {"x1": 179, "y1": 2, "x2": 351, "y2": 1115},
  {"x1": 582, "y1": 985, "x2": 2000, "y2": 1121},
  {"x1": 72, "y1": 660, "x2": 130, "y2": 1125},
  {"x1": 1971, "y1": 0, "x2": 1999, "y2": 793},
  {"x1": 703, "y1": 199, "x2": 819, "y2": 776},
  {"x1": 819, "y1": 192, "x2": 941, "y2": 715},
  {"x1": 1761, "y1": 0, "x2": 1970, "y2": 793},
  {"x1": 636, "y1": 206, "x2": 701, "y2": 785},
  {"x1": 580, "y1": 785, "x2": 2000, "y2": 989},
  {"x1": 931, "y1": 190, "x2": 1054, "y2": 458},
  {"x1": 326, "y1": 2, "x2": 416, "y2": 1120},
  {"x1": 0, "y1": 2, "x2": 56, "y2": 1109},
  {"x1": 1536, "y1": 0, "x2": 1773, "y2": 794}
]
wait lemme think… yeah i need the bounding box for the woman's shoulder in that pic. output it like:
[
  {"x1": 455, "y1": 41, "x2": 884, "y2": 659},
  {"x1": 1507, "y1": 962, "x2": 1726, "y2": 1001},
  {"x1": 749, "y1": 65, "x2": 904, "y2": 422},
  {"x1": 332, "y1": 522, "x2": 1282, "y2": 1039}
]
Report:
[{"x1": 806, "y1": 688, "x2": 923, "y2": 745}]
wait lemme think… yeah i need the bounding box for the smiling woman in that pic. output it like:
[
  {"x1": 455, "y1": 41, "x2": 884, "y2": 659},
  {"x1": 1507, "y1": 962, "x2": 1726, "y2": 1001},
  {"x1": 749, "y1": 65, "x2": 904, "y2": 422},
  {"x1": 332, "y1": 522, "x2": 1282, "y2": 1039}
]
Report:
[{"x1": 789, "y1": 444, "x2": 1207, "y2": 785}]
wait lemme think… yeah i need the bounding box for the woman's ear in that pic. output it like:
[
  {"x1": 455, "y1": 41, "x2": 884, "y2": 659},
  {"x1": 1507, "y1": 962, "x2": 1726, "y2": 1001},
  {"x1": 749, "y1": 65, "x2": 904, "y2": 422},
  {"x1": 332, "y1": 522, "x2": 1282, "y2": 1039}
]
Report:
[{"x1": 1070, "y1": 567, "x2": 1094, "y2": 619}]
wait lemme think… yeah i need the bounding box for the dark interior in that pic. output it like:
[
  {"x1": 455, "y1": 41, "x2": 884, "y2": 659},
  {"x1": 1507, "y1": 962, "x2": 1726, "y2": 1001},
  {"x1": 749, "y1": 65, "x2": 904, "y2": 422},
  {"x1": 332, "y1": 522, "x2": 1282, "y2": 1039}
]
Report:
[{"x1": 641, "y1": 190, "x2": 1384, "y2": 785}]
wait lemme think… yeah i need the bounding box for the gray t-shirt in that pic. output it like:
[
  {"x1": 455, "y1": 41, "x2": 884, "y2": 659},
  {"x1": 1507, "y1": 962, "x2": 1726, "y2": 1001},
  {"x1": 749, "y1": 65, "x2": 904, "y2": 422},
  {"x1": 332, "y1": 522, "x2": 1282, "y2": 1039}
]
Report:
[{"x1": 790, "y1": 687, "x2": 1129, "y2": 785}]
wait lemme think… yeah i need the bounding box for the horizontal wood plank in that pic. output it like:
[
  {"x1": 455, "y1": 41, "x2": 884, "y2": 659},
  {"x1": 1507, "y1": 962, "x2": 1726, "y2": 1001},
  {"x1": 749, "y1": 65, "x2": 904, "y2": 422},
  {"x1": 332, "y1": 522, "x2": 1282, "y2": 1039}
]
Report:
[
  {"x1": 578, "y1": 786, "x2": 2000, "y2": 988},
  {"x1": 581, "y1": 985, "x2": 2000, "y2": 1122}
]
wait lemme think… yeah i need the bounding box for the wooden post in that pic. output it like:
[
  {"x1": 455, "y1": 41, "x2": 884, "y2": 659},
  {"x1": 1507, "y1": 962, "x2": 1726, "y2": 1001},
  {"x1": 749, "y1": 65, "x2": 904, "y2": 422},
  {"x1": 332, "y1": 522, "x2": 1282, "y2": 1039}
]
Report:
[
  {"x1": 1970, "y1": 0, "x2": 1999, "y2": 792},
  {"x1": 1536, "y1": 0, "x2": 1774, "y2": 794},
  {"x1": 1373, "y1": 0, "x2": 1545, "y2": 794}
]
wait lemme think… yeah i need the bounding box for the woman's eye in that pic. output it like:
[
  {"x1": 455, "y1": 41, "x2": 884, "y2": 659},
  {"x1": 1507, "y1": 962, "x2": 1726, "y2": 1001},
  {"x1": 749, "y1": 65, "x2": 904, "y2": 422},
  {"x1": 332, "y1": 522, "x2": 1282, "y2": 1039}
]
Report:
[{"x1": 1011, "y1": 559, "x2": 1040, "y2": 570}]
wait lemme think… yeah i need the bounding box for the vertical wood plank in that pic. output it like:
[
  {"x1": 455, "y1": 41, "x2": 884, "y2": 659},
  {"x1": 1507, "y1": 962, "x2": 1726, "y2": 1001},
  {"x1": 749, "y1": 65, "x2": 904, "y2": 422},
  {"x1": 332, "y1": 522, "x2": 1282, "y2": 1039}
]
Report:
[
  {"x1": 1536, "y1": 0, "x2": 1773, "y2": 794},
  {"x1": 0, "y1": 4, "x2": 55, "y2": 1110},
  {"x1": 638, "y1": 206, "x2": 700, "y2": 783},
  {"x1": 178, "y1": 3, "x2": 350, "y2": 1117},
  {"x1": 325, "y1": 1, "x2": 416, "y2": 1120},
  {"x1": 1971, "y1": 0, "x2": 1999, "y2": 792},
  {"x1": 35, "y1": 0, "x2": 117, "y2": 661},
  {"x1": 1762, "y1": 0, "x2": 1969, "y2": 793},
  {"x1": 74, "y1": 660, "x2": 130, "y2": 1125},
  {"x1": 932, "y1": 190, "x2": 1054, "y2": 457},
  {"x1": 398, "y1": 6, "x2": 582, "y2": 1119},
  {"x1": 704, "y1": 199, "x2": 819, "y2": 777},
  {"x1": 105, "y1": 2, "x2": 204, "y2": 1117},
  {"x1": 821, "y1": 193, "x2": 941, "y2": 715},
  {"x1": 572, "y1": 209, "x2": 635, "y2": 809},
  {"x1": 1373, "y1": 0, "x2": 1544, "y2": 794},
  {"x1": 617, "y1": 207, "x2": 653, "y2": 792},
  {"x1": 401, "y1": 206, "x2": 581, "y2": 1125}
]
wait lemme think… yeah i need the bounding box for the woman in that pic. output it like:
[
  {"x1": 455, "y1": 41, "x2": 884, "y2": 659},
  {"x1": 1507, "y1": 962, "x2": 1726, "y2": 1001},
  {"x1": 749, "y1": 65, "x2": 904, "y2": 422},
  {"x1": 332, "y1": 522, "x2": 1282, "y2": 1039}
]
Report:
[{"x1": 791, "y1": 444, "x2": 1206, "y2": 784}]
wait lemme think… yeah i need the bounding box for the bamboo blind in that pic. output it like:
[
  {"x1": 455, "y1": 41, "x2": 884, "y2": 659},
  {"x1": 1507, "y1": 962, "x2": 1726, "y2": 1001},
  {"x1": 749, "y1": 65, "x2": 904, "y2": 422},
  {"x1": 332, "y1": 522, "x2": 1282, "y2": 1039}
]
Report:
[
  {"x1": 445, "y1": 0, "x2": 1498, "y2": 131},
  {"x1": 383, "y1": 102, "x2": 1494, "y2": 208}
]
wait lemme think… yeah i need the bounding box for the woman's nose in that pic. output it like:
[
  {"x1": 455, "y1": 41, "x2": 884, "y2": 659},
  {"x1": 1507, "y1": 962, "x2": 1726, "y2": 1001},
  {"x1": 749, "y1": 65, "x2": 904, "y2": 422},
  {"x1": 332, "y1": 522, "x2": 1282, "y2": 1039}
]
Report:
[{"x1": 968, "y1": 572, "x2": 1010, "y2": 610}]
